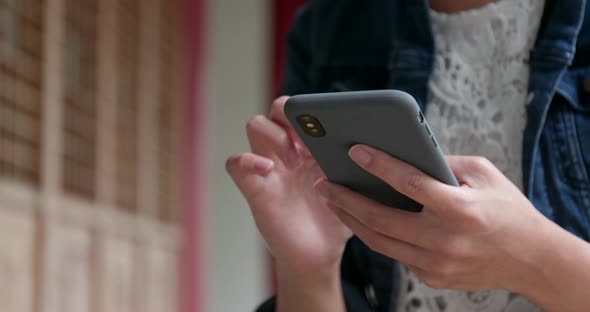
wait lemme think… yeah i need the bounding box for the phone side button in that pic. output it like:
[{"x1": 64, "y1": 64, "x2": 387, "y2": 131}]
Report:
[
  {"x1": 431, "y1": 136, "x2": 438, "y2": 148},
  {"x1": 425, "y1": 124, "x2": 432, "y2": 136}
]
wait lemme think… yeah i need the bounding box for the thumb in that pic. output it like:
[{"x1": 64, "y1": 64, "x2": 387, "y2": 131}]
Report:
[{"x1": 446, "y1": 155, "x2": 499, "y2": 188}]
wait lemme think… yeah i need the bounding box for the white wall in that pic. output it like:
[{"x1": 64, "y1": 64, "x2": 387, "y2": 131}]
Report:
[{"x1": 206, "y1": 0, "x2": 270, "y2": 311}]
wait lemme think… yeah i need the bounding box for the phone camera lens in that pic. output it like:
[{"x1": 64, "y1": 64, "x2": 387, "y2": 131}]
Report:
[{"x1": 297, "y1": 114, "x2": 326, "y2": 137}]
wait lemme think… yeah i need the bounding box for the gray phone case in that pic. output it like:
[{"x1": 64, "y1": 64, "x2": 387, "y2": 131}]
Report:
[{"x1": 285, "y1": 90, "x2": 459, "y2": 212}]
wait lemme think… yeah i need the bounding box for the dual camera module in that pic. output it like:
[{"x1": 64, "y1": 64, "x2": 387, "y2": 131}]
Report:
[{"x1": 296, "y1": 114, "x2": 326, "y2": 137}]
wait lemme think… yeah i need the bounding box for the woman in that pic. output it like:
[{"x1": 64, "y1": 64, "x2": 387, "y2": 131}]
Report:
[{"x1": 227, "y1": 0, "x2": 590, "y2": 311}]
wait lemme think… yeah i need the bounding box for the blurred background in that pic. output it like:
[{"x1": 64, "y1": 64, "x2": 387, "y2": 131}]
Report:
[{"x1": 0, "y1": 0, "x2": 306, "y2": 311}]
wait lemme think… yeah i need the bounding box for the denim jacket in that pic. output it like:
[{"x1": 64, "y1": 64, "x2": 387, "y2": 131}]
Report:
[{"x1": 257, "y1": 1, "x2": 590, "y2": 311}]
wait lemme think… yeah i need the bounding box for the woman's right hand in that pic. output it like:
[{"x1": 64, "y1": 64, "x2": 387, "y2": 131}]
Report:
[{"x1": 226, "y1": 97, "x2": 352, "y2": 276}]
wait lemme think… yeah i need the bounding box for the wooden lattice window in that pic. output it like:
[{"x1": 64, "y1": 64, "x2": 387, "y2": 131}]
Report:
[
  {"x1": 0, "y1": 0, "x2": 44, "y2": 186},
  {"x1": 62, "y1": 0, "x2": 98, "y2": 198},
  {"x1": 158, "y1": 2, "x2": 182, "y2": 223},
  {"x1": 114, "y1": 0, "x2": 139, "y2": 212}
]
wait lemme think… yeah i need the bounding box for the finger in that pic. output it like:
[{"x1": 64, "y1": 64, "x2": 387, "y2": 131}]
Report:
[
  {"x1": 406, "y1": 264, "x2": 463, "y2": 290},
  {"x1": 246, "y1": 115, "x2": 299, "y2": 165},
  {"x1": 348, "y1": 144, "x2": 463, "y2": 211},
  {"x1": 226, "y1": 153, "x2": 275, "y2": 179},
  {"x1": 269, "y1": 96, "x2": 291, "y2": 128},
  {"x1": 446, "y1": 155, "x2": 501, "y2": 188},
  {"x1": 270, "y1": 96, "x2": 311, "y2": 157},
  {"x1": 226, "y1": 153, "x2": 275, "y2": 201},
  {"x1": 406, "y1": 264, "x2": 427, "y2": 276},
  {"x1": 405, "y1": 264, "x2": 438, "y2": 284},
  {"x1": 315, "y1": 179, "x2": 437, "y2": 248},
  {"x1": 327, "y1": 202, "x2": 432, "y2": 270}
]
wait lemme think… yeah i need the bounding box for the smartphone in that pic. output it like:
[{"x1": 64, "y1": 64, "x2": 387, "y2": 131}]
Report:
[{"x1": 284, "y1": 90, "x2": 459, "y2": 212}]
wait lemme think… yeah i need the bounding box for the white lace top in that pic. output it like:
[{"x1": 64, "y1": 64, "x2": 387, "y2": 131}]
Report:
[{"x1": 396, "y1": 0, "x2": 546, "y2": 311}]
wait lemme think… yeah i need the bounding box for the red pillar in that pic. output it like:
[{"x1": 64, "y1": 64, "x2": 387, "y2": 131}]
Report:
[{"x1": 181, "y1": 0, "x2": 206, "y2": 311}]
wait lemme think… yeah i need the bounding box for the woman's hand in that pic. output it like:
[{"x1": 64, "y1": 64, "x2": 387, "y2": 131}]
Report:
[
  {"x1": 314, "y1": 144, "x2": 551, "y2": 293},
  {"x1": 226, "y1": 96, "x2": 352, "y2": 277},
  {"x1": 227, "y1": 97, "x2": 352, "y2": 312}
]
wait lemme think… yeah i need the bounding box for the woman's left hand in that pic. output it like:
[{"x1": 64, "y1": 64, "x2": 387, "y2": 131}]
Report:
[{"x1": 314, "y1": 144, "x2": 550, "y2": 292}]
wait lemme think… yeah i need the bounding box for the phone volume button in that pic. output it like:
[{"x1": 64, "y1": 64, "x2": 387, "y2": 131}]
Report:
[
  {"x1": 425, "y1": 124, "x2": 432, "y2": 136},
  {"x1": 431, "y1": 136, "x2": 438, "y2": 148}
]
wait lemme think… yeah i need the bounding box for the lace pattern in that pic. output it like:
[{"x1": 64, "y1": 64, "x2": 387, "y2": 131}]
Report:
[
  {"x1": 397, "y1": 265, "x2": 541, "y2": 312},
  {"x1": 425, "y1": 0, "x2": 545, "y2": 190},
  {"x1": 397, "y1": 0, "x2": 546, "y2": 311}
]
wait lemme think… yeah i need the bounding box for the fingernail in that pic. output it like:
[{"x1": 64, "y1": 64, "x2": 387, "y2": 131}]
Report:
[
  {"x1": 314, "y1": 179, "x2": 330, "y2": 199},
  {"x1": 254, "y1": 158, "x2": 274, "y2": 173},
  {"x1": 349, "y1": 146, "x2": 372, "y2": 166},
  {"x1": 286, "y1": 147, "x2": 300, "y2": 166}
]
